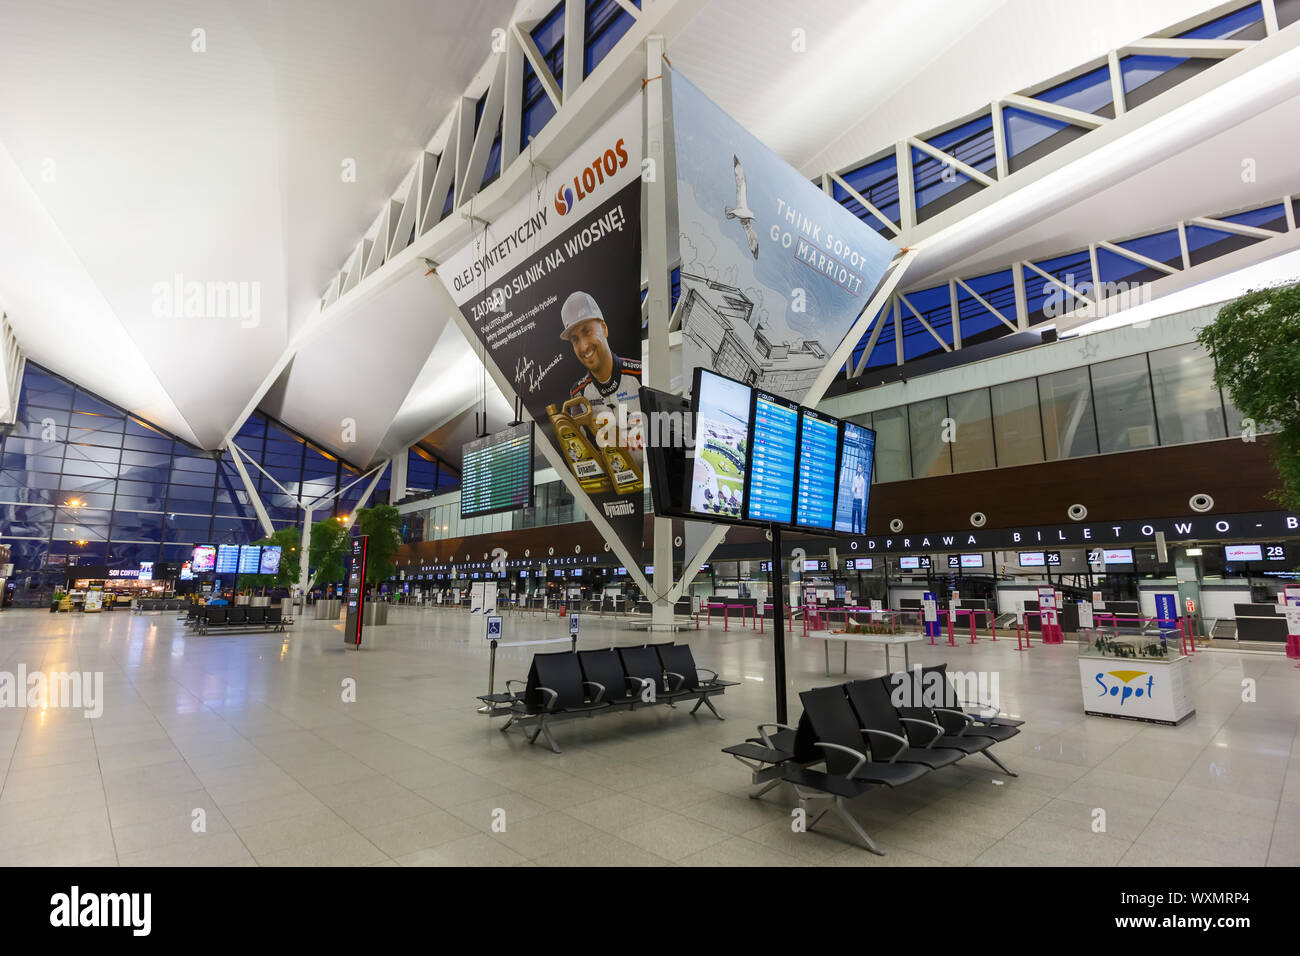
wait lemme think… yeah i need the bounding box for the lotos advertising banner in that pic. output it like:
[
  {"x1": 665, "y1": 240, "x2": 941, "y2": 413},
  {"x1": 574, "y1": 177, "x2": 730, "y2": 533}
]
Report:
[
  {"x1": 671, "y1": 70, "x2": 898, "y2": 400},
  {"x1": 435, "y1": 96, "x2": 644, "y2": 559}
]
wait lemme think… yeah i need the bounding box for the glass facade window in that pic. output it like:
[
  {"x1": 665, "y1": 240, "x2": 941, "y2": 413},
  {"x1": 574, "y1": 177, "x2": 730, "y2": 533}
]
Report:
[
  {"x1": 1091, "y1": 354, "x2": 1158, "y2": 453},
  {"x1": 906, "y1": 397, "x2": 952, "y2": 477},
  {"x1": 1149, "y1": 343, "x2": 1227, "y2": 445},
  {"x1": 990, "y1": 379, "x2": 1044, "y2": 467},
  {"x1": 1038, "y1": 367, "x2": 1099, "y2": 460},
  {"x1": 0, "y1": 362, "x2": 400, "y2": 603},
  {"x1": 868, "y1": 407, "x2": 910, "y2": 482},
  {"x1": 946, "y1": 389, "x2": 996, "y2": 473}
]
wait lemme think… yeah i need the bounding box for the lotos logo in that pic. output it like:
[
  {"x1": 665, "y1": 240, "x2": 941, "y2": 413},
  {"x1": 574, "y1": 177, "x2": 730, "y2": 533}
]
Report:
[
  {"x1": 554, "y1": 137, "x2": 630, "y2": 215},
  {"x1": 1095, "y1": 670, "x2": 1154, "y2": 706},
  {"x1": 554, "y1": 186, "x2": 575, "y2": 215}
]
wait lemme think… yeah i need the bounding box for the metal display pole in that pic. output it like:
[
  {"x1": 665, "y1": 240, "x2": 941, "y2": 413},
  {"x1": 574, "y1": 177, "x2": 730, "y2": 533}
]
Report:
[
  {"x1": 477, "y1": 639, "x2": 498, "y2": 715},
  {"x1": 770, "y1": 525, "x2": 788, "y2": 725}
]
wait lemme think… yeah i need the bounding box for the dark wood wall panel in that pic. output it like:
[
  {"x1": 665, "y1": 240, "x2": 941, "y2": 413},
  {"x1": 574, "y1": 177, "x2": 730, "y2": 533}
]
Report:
[{"x1": 862, "y1": 436, "x2": 1279, "y2": 533}]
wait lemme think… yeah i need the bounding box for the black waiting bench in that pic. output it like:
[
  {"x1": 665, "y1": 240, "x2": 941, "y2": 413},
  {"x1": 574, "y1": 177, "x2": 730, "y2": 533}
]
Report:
[
  {"x1": 479, "y1": 642, "x2": 738, "y2": 753},
  {"x1": 132, "y1": 598, "x2": 186, "y2": 613},
  {"x1": 186, "y1": 604, "x2": 290, "y2": 634},
  {"x1": 722, "y1": 663, "x2": 1024, "y2": 854}
]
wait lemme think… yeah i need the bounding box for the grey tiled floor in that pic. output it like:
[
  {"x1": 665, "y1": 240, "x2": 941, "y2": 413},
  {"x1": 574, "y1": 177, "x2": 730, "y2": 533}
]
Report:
[{"x1": 0, "y1": 606, "x2": 1297, "y2": 866}]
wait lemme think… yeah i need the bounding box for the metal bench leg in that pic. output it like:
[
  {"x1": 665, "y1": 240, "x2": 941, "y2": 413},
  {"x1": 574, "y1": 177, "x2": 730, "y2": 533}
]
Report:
[
  {"x1": 981, "y1": 749, "x2": 1018, "y2": 777},
  {"x1": 690, "y1": 695, "x2": 724, "y2": 720},
  {"x1": 536, "y1": 719, "x2": 561, "y2": 754},
  {"x1": 750, "y1": 777, "x2": 783, "y2": 799},
  {"x1": 832, "y1": 796, "x2": 885, "y2": 855}
]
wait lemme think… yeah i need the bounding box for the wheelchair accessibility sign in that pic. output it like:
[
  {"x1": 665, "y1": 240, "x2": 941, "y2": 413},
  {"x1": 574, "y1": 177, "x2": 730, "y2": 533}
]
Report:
[
  {"x1": 486, "y1": 615, "x2": 502, "y2": 640},
  {"x1": 569, "y1": 613, "x2": 580, "y2": 636}
]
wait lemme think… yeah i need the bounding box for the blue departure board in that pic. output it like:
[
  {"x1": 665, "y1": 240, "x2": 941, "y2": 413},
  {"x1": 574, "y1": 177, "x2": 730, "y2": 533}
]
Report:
[
  {"x1": 745, "y1": 390, "x2": 798, "y2": 524},
  {"x1": 215, "y1": 544, "x2": 240, "y2": 574},
  {"x1": 238, "y1": 544, "x2": 262, "y2": 574},
  {"x1": 795, "y1": 408, "x2": 839, "y2": 529}
]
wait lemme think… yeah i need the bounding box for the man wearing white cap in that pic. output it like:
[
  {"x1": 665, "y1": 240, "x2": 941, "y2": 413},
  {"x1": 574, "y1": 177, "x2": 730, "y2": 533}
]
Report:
[{"x1": 562, "y1": 290, "x2": 643, "y2": 466}]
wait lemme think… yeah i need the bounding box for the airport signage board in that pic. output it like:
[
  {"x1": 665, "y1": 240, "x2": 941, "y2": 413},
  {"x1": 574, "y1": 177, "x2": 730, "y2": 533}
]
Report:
[
  {"x1": 833, "y1": 511, "x2": 1300, "y2": 554},
  {"x1": 344, "y1": 535, "x2": 368, "y2": 648},
  {"x1": 435, "y1": 95, "x2": 644, "y2": 571}
]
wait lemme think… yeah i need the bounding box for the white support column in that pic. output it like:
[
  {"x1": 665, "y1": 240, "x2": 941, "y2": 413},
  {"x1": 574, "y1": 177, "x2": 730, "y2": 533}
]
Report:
[
  {"x1": 1177, "y1": 221, "x2": 1192, "y2": 270},
  {"x1": 949, "y1": 279, "x2": 961, "y2": 350},
  {"x1": 389, "y1": 450, "x2": 408, "y2": 504},
  {"x1": 804, "y1": 250, "x2": 915, "y2": 402},
  {"x1": 1012, "y1": 262, "x2": 1030, "y2": 331},
  {"x1": 562, "y1": 0, "x2": 585, "y2": 104},
  {"x1": 894, "y1": 294, "x2": 904, "y2": 364},
  {"x1": 990, "y1": 101, "x2": 1010, "y2": 180},
  {"x1": 1263, "y1": 0, "x2": 1280, "y2": 34},
  {"x1": 225, "y1": 441, "x2": 275, "y2": 537},
  {"x1": 895, "y1": 141, "x2": 916, "y2": 235},
  {"x1": 0, "y1": 315, "x2": 24, "y2": 425},
  {"x1": 298, "y1": 503, "x2": 313, "y2": 606},
  {"x1": 1107, "y1": 50, "x2": 1127, "y2": 117},
  {"x1": 345, "y1": 462, "x2": 390, "y2": 524},
  {"x1": 501, "y1": 30, "x2": 525, "y2": 170},
  {"x1": 644, "y1": 33, "x2": 677, "y2": 629}
]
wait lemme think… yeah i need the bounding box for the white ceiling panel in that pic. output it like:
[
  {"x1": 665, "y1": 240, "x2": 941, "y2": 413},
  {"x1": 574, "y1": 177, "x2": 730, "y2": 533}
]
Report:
[{"x1": 261, "y1": 271, "x2": 450, "y2": 466}]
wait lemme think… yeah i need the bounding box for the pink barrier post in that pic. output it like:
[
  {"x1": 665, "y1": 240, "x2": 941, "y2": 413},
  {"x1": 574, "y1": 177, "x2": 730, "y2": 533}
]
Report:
[{"x1": 969, "y1": 610, "x2": 977, "y2": 645}]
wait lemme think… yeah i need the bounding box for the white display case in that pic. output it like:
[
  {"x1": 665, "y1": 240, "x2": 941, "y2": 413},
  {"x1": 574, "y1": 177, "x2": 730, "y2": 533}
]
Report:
[{"x1": 1077, "y1": 625, "x2": 1195, "y2": 725}]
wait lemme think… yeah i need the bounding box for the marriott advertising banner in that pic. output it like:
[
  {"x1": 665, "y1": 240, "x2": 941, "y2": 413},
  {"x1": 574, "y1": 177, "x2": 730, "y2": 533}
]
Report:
[
  {"x1": 671, "y1": 69, "x2": 898, "y2": 400},
  {"x1": 436, "y1": 96, "x2": 644, "y2": 557}
]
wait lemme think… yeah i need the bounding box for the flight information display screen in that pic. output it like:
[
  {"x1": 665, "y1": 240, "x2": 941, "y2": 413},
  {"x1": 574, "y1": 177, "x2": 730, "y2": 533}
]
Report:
[
  {"x1": 794, "y1": 408, "x2": 839, "y2": 529},
  {"x1": 689, "y1": 369, "x2": 752, "y2": 521},
  {"x1": 745, "y1": 390, "x2": 798, "y2": 524},
  {"x1": 258, "y1": 546, "x2": 282, "y2": 575},
  {"x1": 833, "y1": 421, "x2": 876, "y2": 534},
  {"x1": 461, "y1": 423, "x2": 535, "y2": 519},
  {"x1": 238, "y1": 544, "x2": 262, "y2": 574},
  {"x1": 191, "y1": 544, "x2": 216, "y2": 573},
  {"x1": 215, "y1": 544, "x2": 240, "y2": 575}
]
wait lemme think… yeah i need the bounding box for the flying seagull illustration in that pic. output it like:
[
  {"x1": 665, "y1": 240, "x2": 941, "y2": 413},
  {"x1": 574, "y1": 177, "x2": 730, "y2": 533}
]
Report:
[{"x1": 724, "y1": 154, "x2": 759, "y2": 259}]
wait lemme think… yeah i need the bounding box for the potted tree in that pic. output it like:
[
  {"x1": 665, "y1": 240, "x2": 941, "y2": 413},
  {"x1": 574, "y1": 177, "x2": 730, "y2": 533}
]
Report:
[
  {"x1": 354, "y1": 504, "x2": 401, "y2": 626},
  {"x1": 307, "y1": 518, "x2": 350, "y2": 620},
  {"x1": 1198, "y1": 281, "x2": 1300, "y2": 510}
]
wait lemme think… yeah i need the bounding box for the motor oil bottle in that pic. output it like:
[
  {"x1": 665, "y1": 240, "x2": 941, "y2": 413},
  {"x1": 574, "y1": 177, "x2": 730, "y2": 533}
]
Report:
[
  {"x1": 547, "y1": 402, "x2": 611, "y2": 494},
  {"x1": 563, "y1": 396, "x2": 643, "y2": 495}
]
